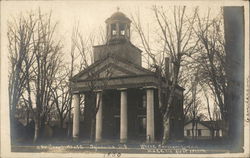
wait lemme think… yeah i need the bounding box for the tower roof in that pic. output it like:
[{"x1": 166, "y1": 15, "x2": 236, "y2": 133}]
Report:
[{"x1": 105, "y1": 11, "x2": 131, "y2": 23}]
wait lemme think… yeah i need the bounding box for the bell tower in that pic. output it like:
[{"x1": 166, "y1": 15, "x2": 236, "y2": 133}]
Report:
[
  {"x1": 93, "y1": 9, "x2": 142, "y2": 66},
  {"x1": 105, "y1": 8, "x2": 131, "y2": 43}
]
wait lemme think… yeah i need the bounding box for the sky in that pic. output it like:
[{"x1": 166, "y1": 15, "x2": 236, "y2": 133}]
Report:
[
  {"x1": 1, "y1": 1, "x2": 227, "y2": 72},
  {"x1": 1, "y1": 1, "x2": 156, "y2": 53},
  {"x1": 1, "y1": 0, "x2": 246, "y2": 62},
  {"x1": 1, "y1": 1, "x2": 225, "y2": 60}
]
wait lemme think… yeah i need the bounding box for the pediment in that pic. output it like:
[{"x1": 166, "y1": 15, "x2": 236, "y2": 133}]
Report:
[{"x1": 71, "y1": 56, "x2": 153, "y2": 81}]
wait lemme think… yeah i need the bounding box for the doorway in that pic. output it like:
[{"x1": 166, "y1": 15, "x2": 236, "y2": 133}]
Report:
[{"x1": 113, "y1": 115, "x2": 120, "y2": 139}]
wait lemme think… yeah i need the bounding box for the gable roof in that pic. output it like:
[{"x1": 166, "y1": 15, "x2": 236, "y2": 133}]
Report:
[
  {"x1": 184, "y1": 120, "x2": 223, "y2": 130},
  {"x1": 201, "y1": 120, "x2": 223, "y2": 129},
  {"x1": 184, "y1": 120, "x2": 211, "y2": 129},
  {"x1": 70, "y1": 55, "x2": 154, "y2": 82}
]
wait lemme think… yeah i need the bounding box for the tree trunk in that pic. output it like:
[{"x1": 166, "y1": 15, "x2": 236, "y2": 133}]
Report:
[
  {"x1": 67, "y1": 121, "x2": 72, "y2": 138},
  {"x1": 60, "y1": 116, "x2": 64, "y2": 129},
  {"x1": 26, "y1": 110, "x2": 30, "y2": 125},
  {"x1": 162, "y1": 116, "x2": 170, "y2": 144},
  {"x1": 195, "y1": 120, "x2": 198, "y2": 140},
  {"x1": 41, "y1": 115, "x2": 46, "y2": 133},
  {"x1": 67, "y1": 112, "x2": 72, "y2": 137},
  {"x1": 161, "y1": 64, "x2": 180, "y2": 143},
  {"x1": 191, "y1": 120, "x2": 195, "y2": 140},
  {"x1": 33, "y1": 117, "x2": 40, "y2": 143}
]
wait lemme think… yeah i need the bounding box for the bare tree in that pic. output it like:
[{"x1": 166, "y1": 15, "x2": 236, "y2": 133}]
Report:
[
  {"x1": 7, "y1": 12, "x2": 38, "y2": 125},
  {"x1": 50, "y1": 70, "x2": 72, "y2": 129},
  {"x1": 8, "y1": 9, "x2": 63, "y2": 142},
  {"x1": 191, "y1": 9, "x2": 228, "y2": 136},
  {"x1": 30, "y1": 10, "x2": 62, "y2": 142},
  {"x1": 132, "y1": 6, "x2": 198, "y2": 144},
  {"x1": 190, "y1": 71, "x2": 199, "y2": 139},
  {"x1": 179, "y1": 64, "x2": 200, "y2": 121}
]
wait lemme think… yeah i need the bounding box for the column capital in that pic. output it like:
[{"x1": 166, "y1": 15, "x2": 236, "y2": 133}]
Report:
[
  {"x1": 72, "y1": 91, "x2": 80, "y2": 94},
  {"x1": 143, "y1": 86, "x2": 157, "y2": 89},
  {"x1": 93, "y1": 89, "x2": 103, "y2": 93},
  {"x1": 117, "y1": 88, "x2": 127, "y2": 91}
]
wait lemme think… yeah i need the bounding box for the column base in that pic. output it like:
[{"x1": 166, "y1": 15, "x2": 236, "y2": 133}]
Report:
[
  {"x1": 120, "y1": 139, "x2": 127, "y2": 143},
  {"x1": 146, "y1": 140, "x2": 155, "y2": 144},
  {"x1": 95, "y1": 138, "x2": 102, "y2": 143},
  {"x1": 146, "y1": 135, "x2": 155, "y2": 143},
  {"x1": 72, "y1": 136, "x2": 79, "y2": 142}
]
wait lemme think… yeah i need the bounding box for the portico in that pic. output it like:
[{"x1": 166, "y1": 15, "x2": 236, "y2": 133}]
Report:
[{"x1": 71, "y1": 78, "x2": 158, "y2": 143}]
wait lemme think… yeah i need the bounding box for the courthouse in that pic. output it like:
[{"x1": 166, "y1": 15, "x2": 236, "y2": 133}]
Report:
[{"x1": 70, "y1": 10, "x2": 184, "y2": 143}]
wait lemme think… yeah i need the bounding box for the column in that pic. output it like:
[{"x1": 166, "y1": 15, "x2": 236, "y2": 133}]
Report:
[
  {"x1": 146, "y1": 88, "x2": 155, "y2": 142},
  {"x1": 95, "y1": 91, "x2": 103, "y2": 142},
  {"x1": 120, "y1": 89, "x2": 128, "y2": 143},
  {"x1": 72, "y1": 93, "x2": 80, "y2": 140}
]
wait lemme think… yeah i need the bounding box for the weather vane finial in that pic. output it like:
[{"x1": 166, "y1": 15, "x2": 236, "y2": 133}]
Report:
[{"x1": 117, "y1": 6, "x2": 120, "y2": 12}]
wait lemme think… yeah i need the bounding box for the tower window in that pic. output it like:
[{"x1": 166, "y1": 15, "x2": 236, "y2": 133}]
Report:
[
  {"x1": 119, "y1": 23, "x2": 125, "y2": 35},
  {"x1": 111, "y1": 24, "x2": 116, "y2": 35}
]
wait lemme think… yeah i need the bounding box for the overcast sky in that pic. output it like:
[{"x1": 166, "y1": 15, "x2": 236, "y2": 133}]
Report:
[
  {"x1": 1, "y1": 1, "x2": 245, "y2": 58},
  {"x1": 1, "y1": 1, "x2": 226, "y2": 61},
  {"x1": 2, "y1": 1, "x2": 156, "y2": 56}
]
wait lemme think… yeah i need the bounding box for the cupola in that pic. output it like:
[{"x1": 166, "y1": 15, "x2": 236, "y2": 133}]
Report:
[
  {"x1": 93, "y1": 8, "x2": 142, "y2": 66},
  {"x1": 105, "y1": 8, "x2": 131, "y2": 43}
]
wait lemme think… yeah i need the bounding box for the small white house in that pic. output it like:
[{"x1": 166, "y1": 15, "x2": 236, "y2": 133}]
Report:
[{"x1": 184, "y1": 120, "x2": 223, "y2": 140}]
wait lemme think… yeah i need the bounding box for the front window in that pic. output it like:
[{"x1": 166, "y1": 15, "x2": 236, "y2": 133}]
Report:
[
  {"x1": 142, "y1": 92, "x2": 146, "y2": 108},
  {"x1": 113, "y1": 115, "x2": 120, "y2": 137},
  {"x1": 138, "y1": 92, "x2": 146, "y2": 108},
  {"x1": 215, "y1": 130, "x2": 220, "y2": 137},
  {"x1": 198, "y1": 129, "x2": 202, "y2": 136}
]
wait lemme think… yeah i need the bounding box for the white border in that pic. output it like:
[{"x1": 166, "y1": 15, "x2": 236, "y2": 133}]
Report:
[{"x1": 1, "y1": 0, "x2": 249, "y2": 158}]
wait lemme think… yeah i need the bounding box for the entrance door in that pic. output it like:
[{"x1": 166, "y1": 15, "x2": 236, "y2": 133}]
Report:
[
  {"x1": 137, "y1": 115, "x2": 146, "y2": 140},
  {"x1": 170, "y1": 118, "x2": 175, "y2": 139},
  {"x1": 113, "y1": 115, "x2": 120, "y2": 139}
]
